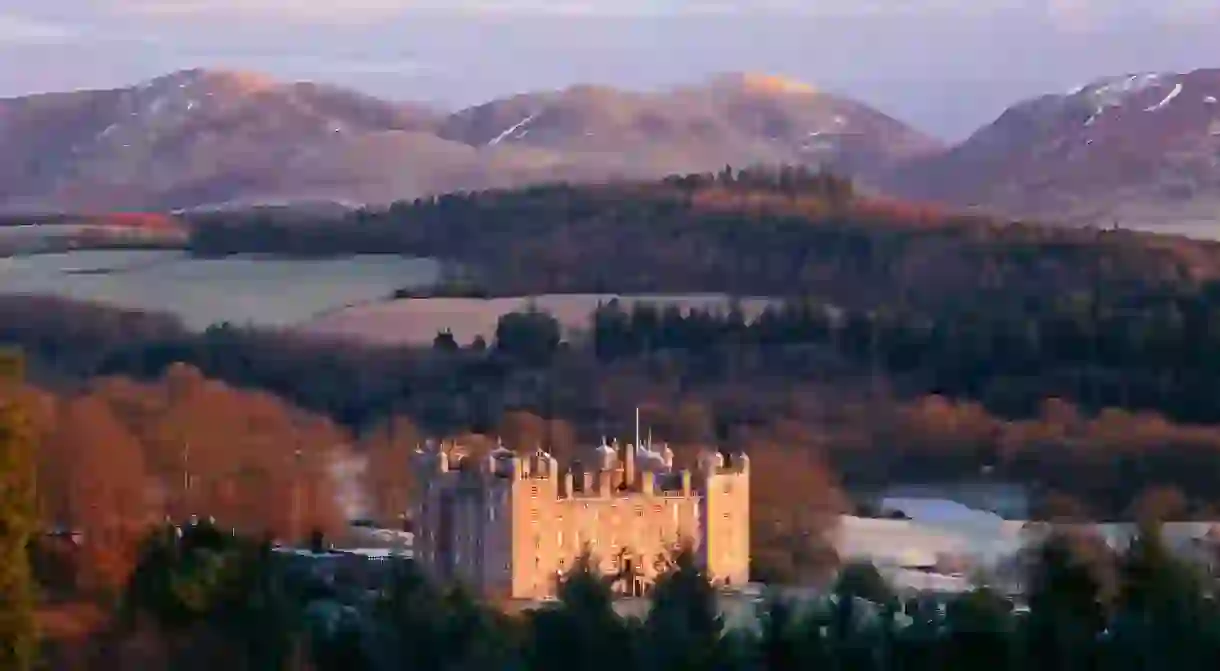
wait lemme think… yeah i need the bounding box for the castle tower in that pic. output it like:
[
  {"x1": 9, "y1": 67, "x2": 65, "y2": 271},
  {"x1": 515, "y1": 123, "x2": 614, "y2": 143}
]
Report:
[{"x1": 698, "y1": 449, "x2": 750, "y2": 587}]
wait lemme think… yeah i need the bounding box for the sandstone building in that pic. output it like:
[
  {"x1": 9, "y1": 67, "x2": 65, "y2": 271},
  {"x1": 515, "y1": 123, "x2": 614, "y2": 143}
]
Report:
[{"x1": 410, "y1": 437, "x2": 750, "y2": 600}]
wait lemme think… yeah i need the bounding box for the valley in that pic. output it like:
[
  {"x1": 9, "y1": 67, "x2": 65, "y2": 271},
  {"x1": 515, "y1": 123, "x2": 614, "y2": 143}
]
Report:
[{"x1": 8, "y1": 12, "x2": 1220, "y2": 671}]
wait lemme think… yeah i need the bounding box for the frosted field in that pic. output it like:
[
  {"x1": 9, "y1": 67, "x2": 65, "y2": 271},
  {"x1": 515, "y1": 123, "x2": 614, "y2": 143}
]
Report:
[
  {"x1": 0, "y1": 251, "x2": 773, "y2": 345},
  {"x1": 299, "y1": 294, "x2": 776, "y2": 346},
  {"x1": 0, "y1": 250, "x2": 441, "y2": 329}
]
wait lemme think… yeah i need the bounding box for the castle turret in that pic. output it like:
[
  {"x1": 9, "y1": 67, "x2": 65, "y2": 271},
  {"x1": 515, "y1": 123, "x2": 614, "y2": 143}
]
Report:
[
  {"x1": 596, "y1": 441, "x2": 617, "y2": 472},
  {"x1": 734, "y1": 452, "x2": 750, "y2": 474}
]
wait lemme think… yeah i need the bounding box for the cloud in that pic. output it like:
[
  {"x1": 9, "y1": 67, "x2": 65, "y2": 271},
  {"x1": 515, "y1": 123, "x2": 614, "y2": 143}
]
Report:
[
  {"x1": 73, "y1": 0, "x2": 1220, "y2": 28},
  {"x1": 1045, "y1": 0, "x2": 1220, "y2": 28},
  {"x1": 0, "y1": 14, "x2": 80, "y2": 43},
  {"x1": 95, "y1": 0, "x2": 1034, "y2": 20},
  {"x1": 304, "y1": 58, "x2": 438, "y2": 76}
]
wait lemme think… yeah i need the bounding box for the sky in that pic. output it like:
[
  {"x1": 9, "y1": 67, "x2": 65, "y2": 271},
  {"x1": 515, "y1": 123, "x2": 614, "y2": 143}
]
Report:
[{"x1": 2, "y1": 0, "x2": 1218, "y2": 139}]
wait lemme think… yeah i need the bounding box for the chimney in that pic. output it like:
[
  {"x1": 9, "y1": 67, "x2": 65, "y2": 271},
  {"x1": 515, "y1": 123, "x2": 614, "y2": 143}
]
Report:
[
  {"x1": 598, "y1": 470, "x2": 612, "y2": 497},
  {"x1": 680, "y1": 470, "x2": 692, "y2": 496},
  {"x1": 581, "y1": 471, "x2": 594, "y2": 493},
  {"x1": 641, "y1": 471, "x2": 655, "y2": 496},
  {"x1": 563, "y1": 471, "x2": 575, "y2": 498}
]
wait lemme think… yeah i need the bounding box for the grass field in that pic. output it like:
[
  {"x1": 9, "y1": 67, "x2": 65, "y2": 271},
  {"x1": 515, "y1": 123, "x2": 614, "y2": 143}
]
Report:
[{"x1": 297, "y1": 293, "x2": 776, "y2": 346}]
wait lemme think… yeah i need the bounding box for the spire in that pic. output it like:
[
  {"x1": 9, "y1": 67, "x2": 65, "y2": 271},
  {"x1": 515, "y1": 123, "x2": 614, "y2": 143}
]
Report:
[{"x1": 635, "y1": 406, "x2": 641, "y2": 453}]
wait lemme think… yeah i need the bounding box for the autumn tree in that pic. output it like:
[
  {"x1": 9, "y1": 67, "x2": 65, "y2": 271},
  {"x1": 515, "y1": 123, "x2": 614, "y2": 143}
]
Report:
[
  {"x1": 359, "y1": 414, "x2": 421, "y2": 526},
  {"x1": 497, "y1": 411, "x2": 548, "y2": 452},
  {"x1": 744, "y1": 430, "x2": 847, "y2": 585},
  {"x1": 53, "y1": 394, "x2": 154, "y2": 593},
  {"x1": 0, "y1": 348, "x2": 37, "y2": 671}
]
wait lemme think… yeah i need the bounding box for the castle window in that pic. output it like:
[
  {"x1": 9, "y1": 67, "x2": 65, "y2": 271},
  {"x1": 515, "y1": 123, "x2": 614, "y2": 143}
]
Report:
[
  {"x1": 557, "y1": 530, "x2": 564, "y2": 547},
  {"x1": 489, "y1": 506, "x2": 496, "y2": 521}
]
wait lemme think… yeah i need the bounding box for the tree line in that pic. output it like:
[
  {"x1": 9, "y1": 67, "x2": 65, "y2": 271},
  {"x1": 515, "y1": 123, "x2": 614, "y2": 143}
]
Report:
[
  {"x1": 24, "y1": 511, "x2": 1220, "y2": 671},
  {"x1": 585, "y1": 288, "x2": 1220, "y2": 424}
]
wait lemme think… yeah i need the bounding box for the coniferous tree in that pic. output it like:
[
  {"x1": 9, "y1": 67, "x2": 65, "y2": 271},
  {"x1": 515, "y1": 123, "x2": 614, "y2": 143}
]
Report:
[
  {"x1": 527, "y1": 552, "x2": 632, "y2": 671},
  {"x1": 645, "y1": 544, "x2": 724, "y2": 671},
  {"x1": 1023, "y1": 529, "x2": 1110, "y2": 671}
]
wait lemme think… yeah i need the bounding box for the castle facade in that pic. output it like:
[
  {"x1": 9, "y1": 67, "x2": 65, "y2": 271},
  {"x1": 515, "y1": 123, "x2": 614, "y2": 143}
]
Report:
[{"x1": 410, "y1": 438, "x2": 750, "y2": 600}]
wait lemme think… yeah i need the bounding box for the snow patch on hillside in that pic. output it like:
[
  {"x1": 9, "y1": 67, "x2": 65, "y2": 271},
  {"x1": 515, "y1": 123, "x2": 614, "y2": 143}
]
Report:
[
  {"x1": 1080, "y1": 73, "x2": 1165, "y2": 125},
  {"x1": 1145, "y1": 82, "x2": 1183, "y2": 112},
  {"x1": 488, "y1": 114, "x2": 537, "y2": 146}
]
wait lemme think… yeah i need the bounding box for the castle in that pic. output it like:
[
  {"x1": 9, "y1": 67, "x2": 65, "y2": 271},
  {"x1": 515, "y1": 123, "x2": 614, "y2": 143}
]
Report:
[{"x1": 410, "y1": 433, "x2": 750, "y2": 600}]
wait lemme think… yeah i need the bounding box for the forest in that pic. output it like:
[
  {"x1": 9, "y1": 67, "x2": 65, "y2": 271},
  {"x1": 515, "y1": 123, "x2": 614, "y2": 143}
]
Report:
[
  {"x1": 7, "y1": 171, "x2": 1220, "y2": 667},
  {"x1": 20, "y1": 511, "x2": 1220, "y2": 671},
  {"x1": 187, "y1": 168, "x2": 1220, "y2": 313}
]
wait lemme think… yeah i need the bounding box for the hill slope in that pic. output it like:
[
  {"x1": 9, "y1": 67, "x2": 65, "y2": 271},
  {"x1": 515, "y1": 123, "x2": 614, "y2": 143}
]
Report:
[
  {"x1": 438, "y1": 72, "x2": 940, "y2": 180},
  {"x1": 0, "y1": 69, "x2": 937, "y2": 212},
  {"x1": 885, "y1": 68, "x2": 1220, "y2": 226}
]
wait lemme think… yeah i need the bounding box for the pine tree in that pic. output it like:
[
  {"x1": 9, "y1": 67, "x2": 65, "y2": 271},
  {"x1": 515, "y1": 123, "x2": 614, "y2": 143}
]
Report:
[{"x1": 0, "y1": 348, "x2": 37, "y2": 671}]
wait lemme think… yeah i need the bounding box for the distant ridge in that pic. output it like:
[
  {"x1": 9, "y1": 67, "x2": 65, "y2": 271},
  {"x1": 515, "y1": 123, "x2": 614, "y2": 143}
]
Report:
[
  {"x1": 8, "y1": 65, "x2": 1220, "y2": 226},
  {"x1": 0, "y1": 68, "x2": 936, "y2": 213},
  {"x1": 883, "y1": 67, "x2": 1220, "y2": 226}
]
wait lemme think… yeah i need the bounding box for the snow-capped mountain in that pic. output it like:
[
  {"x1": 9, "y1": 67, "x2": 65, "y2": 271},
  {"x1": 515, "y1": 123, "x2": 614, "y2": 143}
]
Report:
[
  {"x1": 0, "y1": 69, "x2": 938, "y2": 212},
  {"x1": 885, "y1": 68, "x2": 1220, "y2": 225}
]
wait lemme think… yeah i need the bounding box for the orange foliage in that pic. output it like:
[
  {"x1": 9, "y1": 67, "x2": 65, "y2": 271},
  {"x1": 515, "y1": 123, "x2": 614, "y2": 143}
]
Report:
[{"x1": 32, "y1": 364, "x2": 351, "y2": 577}]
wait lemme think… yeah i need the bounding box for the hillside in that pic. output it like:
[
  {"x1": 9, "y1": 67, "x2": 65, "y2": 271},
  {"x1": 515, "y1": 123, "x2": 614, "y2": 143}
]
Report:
[
  {"x1": 886, "y1": 68, "x2": 1220, "y2": 227},
  {"x1": 0, "y1": 69, "x2": 937, "y2": 212},
  {"x1": 438, "y1": 72, "x2": 939, "y2": 181},
  {"x1": 187, "y1": 171, "x2": 1220, "y2": 313}
]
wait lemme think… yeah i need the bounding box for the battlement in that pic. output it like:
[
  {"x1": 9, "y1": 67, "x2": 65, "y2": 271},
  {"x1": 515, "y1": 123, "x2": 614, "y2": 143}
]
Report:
[{"x1": 413, "y1": 438, "x2": 746, "y2": 502}]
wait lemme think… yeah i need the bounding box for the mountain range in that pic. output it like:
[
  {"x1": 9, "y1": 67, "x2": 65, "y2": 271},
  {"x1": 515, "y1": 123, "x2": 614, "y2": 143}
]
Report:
[
  {"x1": 2, "y1": 67, "x2": 1219, "y2": 225},
  {"x1": 884, "y1": 69, "x2": 1220, "y2": 228}
]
